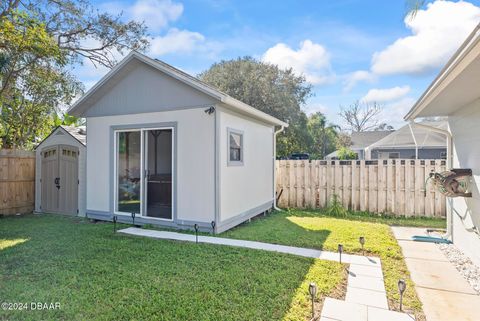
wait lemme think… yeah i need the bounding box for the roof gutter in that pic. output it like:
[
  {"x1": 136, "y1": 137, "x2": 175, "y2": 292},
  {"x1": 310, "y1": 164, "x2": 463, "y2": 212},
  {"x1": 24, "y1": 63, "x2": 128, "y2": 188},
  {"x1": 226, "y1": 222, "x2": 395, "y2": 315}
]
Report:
[
  {"x1": 273, "y1": 125, "x2": 285, "y2": 211},
  {"x1": 409, "y1": 120, "x2": 453, "y2": 239},
  {"x1": 405, "y1": 23, "x2": 480, "y2": 120}
]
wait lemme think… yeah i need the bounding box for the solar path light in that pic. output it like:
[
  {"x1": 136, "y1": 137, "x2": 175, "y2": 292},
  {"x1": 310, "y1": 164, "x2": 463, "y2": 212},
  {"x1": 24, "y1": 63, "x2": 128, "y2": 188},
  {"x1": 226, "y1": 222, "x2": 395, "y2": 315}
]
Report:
[
  {"x1": 359, "y1": 236, "x2": 365, "y2": 256},
  {"x1": 398, "y1": 279, "x2": 406, "y2": 311},
  {"x1": 194, "y1": 224, "x2": 199, "y2": 243},
  {"x1": 338, "y1": 244, "x2": 344, "y2": 264},
  {"x1": 308, "y1": 282, "x2": 317, "y2": 319}
]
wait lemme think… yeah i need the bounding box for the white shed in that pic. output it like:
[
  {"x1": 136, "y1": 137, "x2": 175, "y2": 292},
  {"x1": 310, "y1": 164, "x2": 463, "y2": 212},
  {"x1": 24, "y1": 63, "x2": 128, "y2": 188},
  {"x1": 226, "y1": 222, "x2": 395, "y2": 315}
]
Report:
[
  {"x1": 68, "y1": 51, "x2": 288, "y2": 233},
  {"x1": 35, "y1": 125, "x2": 86, "y2": 216}
]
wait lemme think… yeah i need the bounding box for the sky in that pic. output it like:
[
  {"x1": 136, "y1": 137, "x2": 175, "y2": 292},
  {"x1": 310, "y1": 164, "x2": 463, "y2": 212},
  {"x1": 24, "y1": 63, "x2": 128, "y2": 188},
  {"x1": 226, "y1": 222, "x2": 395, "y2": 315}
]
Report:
[{"x1": 75, "y1": 0, "x2": 480, "y2": 129}]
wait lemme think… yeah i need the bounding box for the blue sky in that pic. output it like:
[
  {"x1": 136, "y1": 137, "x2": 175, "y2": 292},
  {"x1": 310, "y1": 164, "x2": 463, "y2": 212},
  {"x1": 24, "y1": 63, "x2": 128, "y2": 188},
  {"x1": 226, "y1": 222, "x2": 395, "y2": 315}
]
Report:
[{"x1": 77, "y1": 0, "x2": 480, "y2": 129}]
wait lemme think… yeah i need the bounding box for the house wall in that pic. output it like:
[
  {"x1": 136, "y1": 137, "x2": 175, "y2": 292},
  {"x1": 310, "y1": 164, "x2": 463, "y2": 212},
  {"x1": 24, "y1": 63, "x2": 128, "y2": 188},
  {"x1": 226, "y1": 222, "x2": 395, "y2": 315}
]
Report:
[
  {"x1": 86, "y1": 108, "x2": 215, "y2": 227},
  {"x1": 370, "y1": 148, "x2": 446, "y2": 159},
  {"x1": 35, "y1": 128, "x2": 86, "y2": 216},
  {"x1": 217, "y1": 106, "x2": 274, "y2": 232},
  {"x1": 449, "y1": 97, "x2": 480, "y2": 266}
]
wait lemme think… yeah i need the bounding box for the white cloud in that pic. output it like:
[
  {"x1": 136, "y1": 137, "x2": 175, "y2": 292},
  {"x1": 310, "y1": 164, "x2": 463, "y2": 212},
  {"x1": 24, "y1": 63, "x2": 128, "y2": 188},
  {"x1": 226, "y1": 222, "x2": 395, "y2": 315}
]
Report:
[
  {"x1": 362, "y1": 86, "x2": 411, "y2": 103},
  {"x1": 262, "y1": 40, "x2": 333, "y2": 85},
  {"x1": 381, "y1": 97, "x2": 417, "y2": 128},
  {"x1": 103, "y1": 0, "x2": 183, "y2": 30},
  {"x1": 371, "y1": 0, "x2": 480, "y2": 75},
  {"x1": 149, "y1": 28, "x2": 206, "y2": 55},
  {"x1": 343, "y1": 70, "x2": 376, "y2": 92}
]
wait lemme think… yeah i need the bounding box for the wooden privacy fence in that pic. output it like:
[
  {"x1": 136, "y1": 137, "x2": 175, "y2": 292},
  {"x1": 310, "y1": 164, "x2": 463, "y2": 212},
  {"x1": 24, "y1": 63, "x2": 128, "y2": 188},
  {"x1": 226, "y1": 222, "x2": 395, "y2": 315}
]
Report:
[
  {"x1": 276, "y1": 159, "x2": 447, "y2": 217},
  {"x1": 0, "y1": 149, "x2": 35, "y2": 215}
]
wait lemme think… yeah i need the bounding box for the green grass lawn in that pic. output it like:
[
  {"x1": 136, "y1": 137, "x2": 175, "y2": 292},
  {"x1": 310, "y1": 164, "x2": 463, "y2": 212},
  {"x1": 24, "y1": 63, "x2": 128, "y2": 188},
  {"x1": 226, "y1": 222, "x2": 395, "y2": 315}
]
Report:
[
  {"x1": 223, "y1": 209, "x2": 445, "y2": 318},
  {"x1": 0, "y1": 214, "x2": 345, "y2": 321}
]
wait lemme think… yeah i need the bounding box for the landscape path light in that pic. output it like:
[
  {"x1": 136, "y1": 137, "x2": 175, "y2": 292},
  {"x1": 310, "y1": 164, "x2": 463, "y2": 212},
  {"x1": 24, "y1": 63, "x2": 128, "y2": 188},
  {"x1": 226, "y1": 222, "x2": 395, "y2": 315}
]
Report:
[
  {"x1": 338, "y1": 244, "x2": 344, "y2": 264},
  {"x1": 359, "y1": 236, "x2": 365, "y2": 256},
  {"x1": 398, "y1": 279, "x2": 406, "y2": 311},
  {"x1": 308, "y1": 282, "x2": 317, "y2": 319}
]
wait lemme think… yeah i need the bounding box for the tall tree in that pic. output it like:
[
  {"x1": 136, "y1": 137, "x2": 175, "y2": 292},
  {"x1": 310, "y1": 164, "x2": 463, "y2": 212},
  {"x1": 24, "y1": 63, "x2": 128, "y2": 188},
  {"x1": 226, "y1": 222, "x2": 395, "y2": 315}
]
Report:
[
  {"x1": 198, "y1": 57, "x2": 313, "y2": 157},
  {"x1": 339, "y1": 100, "x2": 384, "y2": 132},
  {"x1": 0, "y1": 0, "x2": 148, "y2": 149},
  {"x1": 307, "y1": 112, "x2": 338, "y2": 159}
]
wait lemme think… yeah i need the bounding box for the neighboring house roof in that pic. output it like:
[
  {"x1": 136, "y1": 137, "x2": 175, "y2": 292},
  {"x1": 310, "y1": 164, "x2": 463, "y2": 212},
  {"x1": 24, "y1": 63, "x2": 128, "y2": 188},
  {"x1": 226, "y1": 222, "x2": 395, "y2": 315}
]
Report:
[
  {"x1": 35, "y1": 125, "x2": 86, "y2": 150},
  {"x1": 68, "y1": 51, "x2": 288, "y2": 127},
  {"x1": 366, "y1": 121, "x2": 447, "y2": 150},
  {"x1": 325, "y1": 150, "x2": 338, "y2": 159},
  {"x1": 351, "y1": 131, "x2": 393, "y2": 150},
  {"x1": 405, "y1": 23, "x2": 480, "y2": 119}
]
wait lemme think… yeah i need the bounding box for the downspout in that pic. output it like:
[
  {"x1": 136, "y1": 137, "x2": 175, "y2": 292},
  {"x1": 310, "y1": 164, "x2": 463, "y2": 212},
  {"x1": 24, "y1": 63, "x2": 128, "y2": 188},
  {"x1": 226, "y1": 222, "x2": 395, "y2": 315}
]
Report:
[
  {"x1": 273, "y1": 125, "x2": 285, "y2": 211},
  {"x1": 409, "y1": 121, "x2": 453, "y2": 239},
  {"x1": 408, "y1": 123, "x2": 419, "y2": 159}
]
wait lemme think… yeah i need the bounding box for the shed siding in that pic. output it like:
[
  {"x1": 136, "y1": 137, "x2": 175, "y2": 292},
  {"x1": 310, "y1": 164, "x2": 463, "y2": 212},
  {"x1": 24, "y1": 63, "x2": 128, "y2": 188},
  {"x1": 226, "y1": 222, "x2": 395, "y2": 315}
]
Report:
[
  {"x1": 35, "y1": 128, "x2": 86, "y2": 216},
  {"x1": 218, "y1": 107, "x2": 274, "y2": 223},
  {"x1": 86, "y1": 108, "x2": 215, "y2": 223},
  {"x1": 84, "y1": 62, "x2": 217, "y2": 117},
  {"x1": 449, "y1": 97, "x2": 480, "y2": 266}
]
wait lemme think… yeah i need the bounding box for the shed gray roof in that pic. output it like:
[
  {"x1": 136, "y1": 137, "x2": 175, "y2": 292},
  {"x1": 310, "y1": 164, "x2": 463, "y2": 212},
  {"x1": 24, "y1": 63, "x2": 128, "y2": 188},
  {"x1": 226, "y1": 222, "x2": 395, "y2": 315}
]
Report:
[
  {"x1": 351, "y1": 131, "x2": 393, "y2": 149},
  {"x1": 61, "y1": 125, "x2": 86, "y2": 146}
]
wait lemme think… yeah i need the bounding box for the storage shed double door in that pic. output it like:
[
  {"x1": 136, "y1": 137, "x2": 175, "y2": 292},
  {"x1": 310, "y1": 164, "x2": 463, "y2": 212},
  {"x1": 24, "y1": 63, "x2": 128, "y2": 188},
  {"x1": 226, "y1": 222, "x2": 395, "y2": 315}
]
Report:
[{"x1": 41, "y1": 145, "x2": 79, "y2": 215}]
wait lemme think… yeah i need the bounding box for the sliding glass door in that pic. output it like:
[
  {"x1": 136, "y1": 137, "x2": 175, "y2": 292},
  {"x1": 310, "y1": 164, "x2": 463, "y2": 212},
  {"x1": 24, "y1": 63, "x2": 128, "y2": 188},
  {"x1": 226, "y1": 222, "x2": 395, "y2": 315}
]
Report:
[
  {"x1": 144, "y1": 129, "x2": 173, "y2": 220},
  {"x1": 116, "y1": 131, "x2": 142, "y2": 214},
  {"x1": 115, "y1": 127, "x2": 173, "y2": 220}
]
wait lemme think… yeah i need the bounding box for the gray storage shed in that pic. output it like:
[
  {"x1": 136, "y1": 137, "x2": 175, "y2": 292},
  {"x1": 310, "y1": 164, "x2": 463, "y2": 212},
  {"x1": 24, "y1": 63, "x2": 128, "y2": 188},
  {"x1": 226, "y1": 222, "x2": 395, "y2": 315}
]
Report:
[{"x1": 35, "y1": 125, "x2": 86, "y2": 215}]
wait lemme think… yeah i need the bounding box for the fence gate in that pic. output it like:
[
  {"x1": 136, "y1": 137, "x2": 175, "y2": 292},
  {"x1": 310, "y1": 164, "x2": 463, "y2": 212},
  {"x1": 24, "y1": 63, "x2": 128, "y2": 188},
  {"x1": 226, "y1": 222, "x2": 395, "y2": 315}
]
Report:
[{"x1": 41, "y1": 145, "x2": 79, "y2": 215}]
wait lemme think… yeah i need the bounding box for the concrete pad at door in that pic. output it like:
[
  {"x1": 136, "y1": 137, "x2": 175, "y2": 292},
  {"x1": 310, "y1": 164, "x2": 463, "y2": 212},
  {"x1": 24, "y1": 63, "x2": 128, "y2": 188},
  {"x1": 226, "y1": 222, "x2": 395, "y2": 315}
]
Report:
[
  {"x1": 415, "y1": 286, "x2": 480, "y2": 321},
  {"x1": 345, "y1": 287, "x2": 389, "y2": 309},
  {"x1": 404, "y1": 257, "x2": 477, "y2": 294},
  {"x1": 321, "y1": 298, "x2": 367, "y2": 321},
  {"x1": 397, "y1": 240, "x2": 449, "y2": 262},
  {"x1": 391, "y1": 227, "x2": 428, "y2": 241}
]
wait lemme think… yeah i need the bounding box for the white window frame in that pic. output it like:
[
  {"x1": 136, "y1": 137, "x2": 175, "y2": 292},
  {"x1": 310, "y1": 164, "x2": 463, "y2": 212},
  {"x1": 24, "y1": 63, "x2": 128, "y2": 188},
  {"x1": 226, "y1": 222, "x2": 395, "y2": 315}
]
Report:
[
  {"x1": 113, "y1": 127, "x2": 175, "y2": 221},
  {"x1": 227, "y1": 128, "x2": 244, "y2": 166}
]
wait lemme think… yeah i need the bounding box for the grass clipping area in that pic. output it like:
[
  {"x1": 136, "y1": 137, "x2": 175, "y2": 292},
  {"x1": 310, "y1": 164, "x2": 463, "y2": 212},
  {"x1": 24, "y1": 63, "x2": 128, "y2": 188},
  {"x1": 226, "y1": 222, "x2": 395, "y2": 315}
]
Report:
[
  {"x1": 0, "y1": 214, "x2": 345, "y2": 321},
  {"x1": 224, "y1": 209, "x2": 436, "y2": 318}
]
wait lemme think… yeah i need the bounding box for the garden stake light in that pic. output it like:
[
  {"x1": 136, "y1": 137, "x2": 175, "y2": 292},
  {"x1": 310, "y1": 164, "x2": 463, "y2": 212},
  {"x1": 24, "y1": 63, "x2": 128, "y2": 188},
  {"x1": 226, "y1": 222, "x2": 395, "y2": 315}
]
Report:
[
  {"x1": 113, "y1": 216, "x2": 117, "y2": 233},
  {"x1": 308, "y1": 282, "x2": 317, "y2": 319},
  {"x1": 359, "y1": 236, "x2": 365, "y2": 256},
  {"x1": 398, "y1": 279, "x2": 406, "y2": 311},
  {"x1": 338, "y1": 244, "x2": 344, "y2": 264},
  {"x1": 194, "y1": 224, "x2": 199, "y2": 243},
  {"x1": 211, "y1": 221, "x2": 216, "y2": 235},
  {"x1": 131, "y1": 212, "x2": 136, "y2": 226}
]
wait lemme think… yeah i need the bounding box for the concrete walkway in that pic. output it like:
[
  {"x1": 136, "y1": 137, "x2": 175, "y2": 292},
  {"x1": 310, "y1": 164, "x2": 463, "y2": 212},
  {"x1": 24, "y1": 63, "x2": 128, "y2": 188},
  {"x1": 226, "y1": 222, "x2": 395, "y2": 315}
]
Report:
[
  {"x1": 392, "y1": 227, "x2": 480, "y2": 321},
  {"x1": 119, "y1": 227, "x2": 413, "y2": 320}
]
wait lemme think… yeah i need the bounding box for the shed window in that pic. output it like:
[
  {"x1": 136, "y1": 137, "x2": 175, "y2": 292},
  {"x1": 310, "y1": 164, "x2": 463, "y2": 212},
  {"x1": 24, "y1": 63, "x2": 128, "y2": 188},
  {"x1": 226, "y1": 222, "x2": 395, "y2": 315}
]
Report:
[{"x1": 228, "y1": 129, "x2": 243, "y2": 166}]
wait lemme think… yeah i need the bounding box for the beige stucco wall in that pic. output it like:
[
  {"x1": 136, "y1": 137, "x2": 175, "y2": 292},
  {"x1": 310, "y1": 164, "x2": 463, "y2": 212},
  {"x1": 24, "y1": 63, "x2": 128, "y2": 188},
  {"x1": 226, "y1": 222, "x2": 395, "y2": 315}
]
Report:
[
  {"x1": 217, "y1": 106, "x2": 274, "y2": 223},
  {"x1": 86, "y1": 108, "x2": 215, "y2": 224},
  {"x1": 449, "y1": 97, "x2": 480, "y2": 266}
]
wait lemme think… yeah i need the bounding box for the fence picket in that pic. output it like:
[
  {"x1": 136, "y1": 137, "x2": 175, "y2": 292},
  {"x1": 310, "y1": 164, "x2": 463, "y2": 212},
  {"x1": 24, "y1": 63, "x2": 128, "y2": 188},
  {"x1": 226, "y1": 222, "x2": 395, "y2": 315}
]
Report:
[{"x1": 275, "y1": 159, "x2": 446, "y2": 217}]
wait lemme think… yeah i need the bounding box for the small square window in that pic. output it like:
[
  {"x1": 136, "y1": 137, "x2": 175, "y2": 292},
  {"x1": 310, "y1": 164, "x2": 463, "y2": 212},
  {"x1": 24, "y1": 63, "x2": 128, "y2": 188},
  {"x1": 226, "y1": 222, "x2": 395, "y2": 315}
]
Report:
[{"x1": 228, "y1": 128, "x2": 243, "y2": 166}]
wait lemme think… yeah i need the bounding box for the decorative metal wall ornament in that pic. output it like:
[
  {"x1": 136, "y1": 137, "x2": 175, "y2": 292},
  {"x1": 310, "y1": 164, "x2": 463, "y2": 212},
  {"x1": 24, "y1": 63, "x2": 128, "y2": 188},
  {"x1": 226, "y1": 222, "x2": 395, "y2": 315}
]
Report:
[{"x1": 426, "y1": 168, "x2": 472, "y2": 198}]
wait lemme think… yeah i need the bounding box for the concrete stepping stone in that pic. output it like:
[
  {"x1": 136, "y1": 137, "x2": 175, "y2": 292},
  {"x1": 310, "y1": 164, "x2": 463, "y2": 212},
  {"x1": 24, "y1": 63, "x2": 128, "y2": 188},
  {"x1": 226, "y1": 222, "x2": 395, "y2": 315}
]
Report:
[
  {"x1": 348, "y1": 274, "x2": 386, "y2": 293},
  {"x1": 348, "y1": 264, "x2": 383, "y2": 278},
  {"x1": 345, "y1": 286, "x2": 389, "y2": 309}
]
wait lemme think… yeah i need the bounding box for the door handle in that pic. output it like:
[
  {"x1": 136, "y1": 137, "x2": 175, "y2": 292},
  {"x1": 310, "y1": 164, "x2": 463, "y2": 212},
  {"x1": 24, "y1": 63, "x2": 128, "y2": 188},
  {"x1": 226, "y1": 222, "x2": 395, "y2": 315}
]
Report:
[{"x1": 55, "y1": 177, "x2": 60, "y2": 190}]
